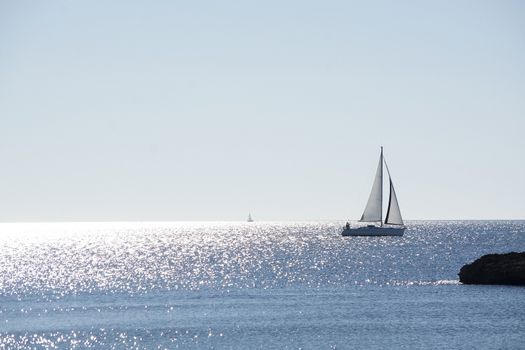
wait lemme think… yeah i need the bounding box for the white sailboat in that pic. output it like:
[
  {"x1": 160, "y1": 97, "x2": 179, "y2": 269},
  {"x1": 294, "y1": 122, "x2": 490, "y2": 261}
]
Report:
[
  {"x1": 342, "y1": 147, "x2": 405, "y2": 236},
  {"x1": 247, "y1": 213, "x2": 254, "y2": 222}
]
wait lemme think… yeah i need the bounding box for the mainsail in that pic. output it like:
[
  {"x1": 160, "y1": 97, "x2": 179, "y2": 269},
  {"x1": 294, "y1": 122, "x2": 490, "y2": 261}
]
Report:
[{"x1": 359, "y1": 150, "x2": 383, "y2": 222}]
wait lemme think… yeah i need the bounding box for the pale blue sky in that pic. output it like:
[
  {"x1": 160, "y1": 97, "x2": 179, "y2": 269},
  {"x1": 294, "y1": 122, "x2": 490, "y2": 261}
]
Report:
[{"x1": 1, "y1": 0, "x2": 524, "y2": 221}]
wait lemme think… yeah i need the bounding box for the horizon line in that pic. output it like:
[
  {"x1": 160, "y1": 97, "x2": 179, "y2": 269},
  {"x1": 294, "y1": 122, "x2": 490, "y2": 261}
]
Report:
[{"x1": 0, "y1": 218, "x2": 524, "y2": 224}]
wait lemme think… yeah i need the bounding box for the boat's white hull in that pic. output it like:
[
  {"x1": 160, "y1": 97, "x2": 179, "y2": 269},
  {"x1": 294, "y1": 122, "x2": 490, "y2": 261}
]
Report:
[{"x1": 342, "y1": 226, "x2": 405, "y2": 237}]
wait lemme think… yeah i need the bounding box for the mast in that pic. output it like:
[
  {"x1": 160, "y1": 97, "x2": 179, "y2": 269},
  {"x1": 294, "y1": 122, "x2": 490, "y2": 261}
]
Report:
[{"x1": 380, "y1": 146, "x2": 383, "y2": 227}]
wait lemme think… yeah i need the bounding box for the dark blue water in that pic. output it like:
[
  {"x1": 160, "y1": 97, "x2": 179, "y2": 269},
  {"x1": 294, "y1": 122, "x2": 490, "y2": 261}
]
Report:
[{"x1": 0, "y1": 221, "x2": 524, "y2": 349}]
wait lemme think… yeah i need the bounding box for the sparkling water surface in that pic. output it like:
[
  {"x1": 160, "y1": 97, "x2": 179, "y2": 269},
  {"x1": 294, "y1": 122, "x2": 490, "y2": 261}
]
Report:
[{"x1": 1, "y1": 221, "x2": 524, "y2": 349}]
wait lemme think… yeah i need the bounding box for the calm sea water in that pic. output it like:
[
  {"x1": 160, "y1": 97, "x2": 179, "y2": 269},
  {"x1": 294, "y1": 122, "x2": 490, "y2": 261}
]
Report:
[{"x1": 0, "y1": 221, "x2": 524, "y2": 349}]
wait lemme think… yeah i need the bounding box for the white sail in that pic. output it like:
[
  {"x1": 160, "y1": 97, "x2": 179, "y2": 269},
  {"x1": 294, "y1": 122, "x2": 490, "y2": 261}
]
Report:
[
  {"x1": 385, "y1": 180, "x2": 403, "y2": 225},
  {"x1": 360, "y1": 151, "x2": 383, "y2": 222}
]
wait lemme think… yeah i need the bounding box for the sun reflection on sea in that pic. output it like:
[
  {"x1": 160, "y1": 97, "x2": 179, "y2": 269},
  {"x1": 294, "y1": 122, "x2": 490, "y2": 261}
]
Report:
[{"x1": 0, "y1": 220, "x2": 524, "y2": 299}]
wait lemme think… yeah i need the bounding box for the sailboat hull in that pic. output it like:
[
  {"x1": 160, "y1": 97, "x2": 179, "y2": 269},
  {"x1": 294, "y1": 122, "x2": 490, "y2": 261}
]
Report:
[{"x1": 342, "y1": 226, "x2": 405, "y2": 237}]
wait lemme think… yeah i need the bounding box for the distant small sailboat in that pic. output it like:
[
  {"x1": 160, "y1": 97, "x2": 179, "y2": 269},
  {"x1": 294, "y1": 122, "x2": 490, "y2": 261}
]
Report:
[
  {"x1": 247, "y1": 213, "x2": 254, "y2": 222},
  {"x1": 342, "y1": 147, "x2": 405, "y2": 236}
]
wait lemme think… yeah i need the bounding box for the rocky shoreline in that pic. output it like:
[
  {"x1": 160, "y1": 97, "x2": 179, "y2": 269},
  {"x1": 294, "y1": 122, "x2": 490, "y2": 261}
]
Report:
[{"x1": 459, "y1": 252, "x2": 525, "y2": 286}]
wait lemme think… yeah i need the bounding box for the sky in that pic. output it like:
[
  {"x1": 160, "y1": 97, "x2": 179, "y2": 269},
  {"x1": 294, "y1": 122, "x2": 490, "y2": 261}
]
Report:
[{"x1": 1, "y1": 0, "x2": 524, "y2": 221}]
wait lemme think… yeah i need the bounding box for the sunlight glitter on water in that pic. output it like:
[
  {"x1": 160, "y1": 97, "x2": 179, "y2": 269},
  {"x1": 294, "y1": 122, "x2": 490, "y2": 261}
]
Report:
[
  {"x1": 1, "y1": 221, "x2": 524, "y2": 298},
  {"x1": 1, "y1": 221, "x2": 525, "y2": 349}
]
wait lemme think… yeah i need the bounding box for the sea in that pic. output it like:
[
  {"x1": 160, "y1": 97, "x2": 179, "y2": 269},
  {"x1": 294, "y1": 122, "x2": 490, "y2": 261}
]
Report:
[{"x1": 0, "y1": 221, "x2": 524, "y2": 349}]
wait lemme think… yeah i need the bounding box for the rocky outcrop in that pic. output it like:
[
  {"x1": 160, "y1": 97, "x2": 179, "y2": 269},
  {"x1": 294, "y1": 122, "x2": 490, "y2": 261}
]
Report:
[{"x1": 459, "y1": 252, "x2": 525, "y2": 286}]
